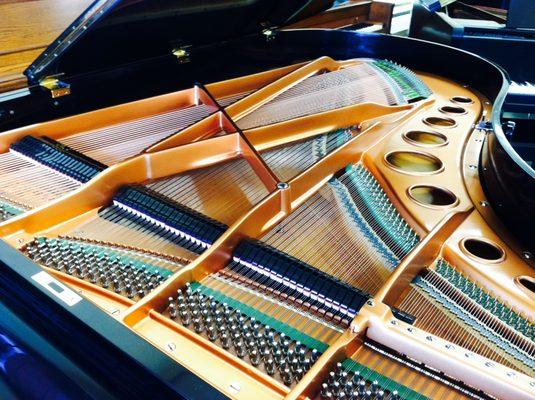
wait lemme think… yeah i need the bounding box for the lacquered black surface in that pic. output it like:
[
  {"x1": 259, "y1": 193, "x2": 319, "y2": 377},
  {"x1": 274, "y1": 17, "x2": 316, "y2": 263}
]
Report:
[
  {"x1": 410, "y1": 3, "x2": 535, "y2": 82},
  {"x1": 0, "y1": 240, "x2": 229, "y2": 400},
  {"x1": 25, "y1": 0, "x2": 331, "y2": 84}
]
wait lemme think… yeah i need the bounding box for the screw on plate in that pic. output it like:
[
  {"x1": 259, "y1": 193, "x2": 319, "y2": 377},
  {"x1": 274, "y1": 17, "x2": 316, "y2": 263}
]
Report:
[{"x1": 166, "y1": 342, "x2": 176, "y2": 352}]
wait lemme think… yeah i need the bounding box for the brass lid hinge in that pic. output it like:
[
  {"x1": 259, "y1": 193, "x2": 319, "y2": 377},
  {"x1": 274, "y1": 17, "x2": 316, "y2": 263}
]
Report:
[
  {"x1": 172, "y1": 46, "x2": 191, "y2": 64},
  {"x1": 39, "y1": 76, "x2": 71, "y2": 98},
  {"x1": 261, "y1": 25, "x2": 278, "y2": 42}
]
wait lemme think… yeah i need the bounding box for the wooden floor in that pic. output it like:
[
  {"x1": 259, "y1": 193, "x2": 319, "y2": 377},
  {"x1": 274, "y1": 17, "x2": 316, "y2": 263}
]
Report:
[{"x1": 0, "y1": 0, "x2": 91, "y2": 92}]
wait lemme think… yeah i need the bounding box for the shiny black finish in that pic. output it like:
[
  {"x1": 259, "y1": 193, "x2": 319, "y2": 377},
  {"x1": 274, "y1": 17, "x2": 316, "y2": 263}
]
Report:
[
  {"x1": 0, "y1": 240, "x2": 228, "y2": 400},
  {"x1": 0, "y1": 30, "x2": 506, "y2": 131},
  {"x1": 410, "y1": 3, "x2": 535, "y2": 82},
  {"x1": 25, "y1": 0, "x2": 331, "y2": 84}
]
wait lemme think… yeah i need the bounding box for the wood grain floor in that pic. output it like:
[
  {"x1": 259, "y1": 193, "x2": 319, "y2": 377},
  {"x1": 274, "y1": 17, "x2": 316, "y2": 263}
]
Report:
[{"x1": 0, "y1": 0, "x2": 91, "y2": 92}]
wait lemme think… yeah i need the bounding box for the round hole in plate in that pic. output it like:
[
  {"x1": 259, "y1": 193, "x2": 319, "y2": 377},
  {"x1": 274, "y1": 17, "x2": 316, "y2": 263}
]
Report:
[
  {"x1": 385, "y1": 151, "x2": 444, "y2": 175},
  {"x1": 460, "y1": 238, "x2": 505, "y2": 263},
  {"x1": 440, "y1": 105, "x2": 467, "y2": 115},
  {"x1": 515, "y1": 276, "x2": 535, "y2": 297},
  {"x1": 403, "y1": 130, "x2": 448, "y2": 147},
  {"x1": 423, "y1": 116, "x2": 457, "y2": 128},
  {"x1": 408, "y1": 185, "x2": 458, "y2": 208},
  {"x1": 451, "y1": 96, "x2": 474, "y2": 104}
]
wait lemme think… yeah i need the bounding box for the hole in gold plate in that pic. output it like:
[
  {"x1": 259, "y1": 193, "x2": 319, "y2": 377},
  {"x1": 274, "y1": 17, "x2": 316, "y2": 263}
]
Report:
[
  {"x1": 440, "y1": 105, "x2": 467, "y2": 115},
  {"x1": 385, "y1": 151, "x2": 443, "y2": 175},
  {"x1": 403, "y1": 130, "x2": 448, "y2": 147},
  {"x1": 423, "y1": 116, "x2": 456, "y2": 128},
  {"x1": 515, "y1": 276, "x2": 535, "y2": 296},
  {"x1": 461, "y1": 238, "x2": 505, "y2": 263},
  {"x1": 408, "y1": 185, "x2": 458, "y2": 208},
  {"x1": 450, "y1": 96, "x2": 474, "y2": 104}
]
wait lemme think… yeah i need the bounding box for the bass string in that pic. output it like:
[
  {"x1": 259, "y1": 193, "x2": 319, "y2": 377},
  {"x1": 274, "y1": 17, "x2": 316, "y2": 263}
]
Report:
[
  {"x1": 237, "y1": 64, "x2": 399, "y2": 130},
  {"x1": 146, "y1": 158, "x2": 269, "y2": 226},
  {"x1": 61, "y1": 105, "x2": 215, "y2": 165},
  {"x1": 201, "y1": 271, "x2": 342, "y2": 345},
  {"x1": 64, "y1": 205, "x2": 200, "y2": 262},
  {"x1": 398, "y1": 287, "x2": 532, "y2": 376},
  {"x1": 424, "y1": 270, "x2": 535, "y2": 358},
  {"x1": 0, "y1": 153, "x2": 81, "y2": 208},
  {"x1": 261, "y1": 176, "x2": 394, "y2": 294},
  {"x1": 260, "y1": 129, "x2": 353, "y2": 182},
  {"x1": 337, "y1": 171, "x2": 408, "y2": 260}
]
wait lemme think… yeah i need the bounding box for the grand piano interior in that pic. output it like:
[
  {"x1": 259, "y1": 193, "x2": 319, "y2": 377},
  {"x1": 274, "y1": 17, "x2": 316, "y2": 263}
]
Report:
[{"x1": 0, "y1": 1, "x2": 533, "y2": 400}]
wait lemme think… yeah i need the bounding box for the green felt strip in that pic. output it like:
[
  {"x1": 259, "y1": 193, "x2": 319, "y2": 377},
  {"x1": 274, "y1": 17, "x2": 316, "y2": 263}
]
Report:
[
  {"x1": 192, "y1": 282, "x2": 329, "y2": 352},
  {"x1": 342, "y1": 359, "x2": 429, "y2": 400},
  {"x1": 36, "y1": 237, "x2": 174, "y2": 278},
  {"x1": 435, "y1": 259, "x2": 534, "y2": 341}
]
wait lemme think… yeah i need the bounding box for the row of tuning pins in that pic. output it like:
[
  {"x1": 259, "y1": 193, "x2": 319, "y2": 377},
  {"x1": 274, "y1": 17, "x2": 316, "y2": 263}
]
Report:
[
  {"x1": 320, "y1": 362, "x2": 399, "y2": 400},
  {"x1": 25, "y1": 239, "x2": 166, "y2": 299},
  {"x1": 167, "y1": 283, "x2": 321, "y2": 386}
]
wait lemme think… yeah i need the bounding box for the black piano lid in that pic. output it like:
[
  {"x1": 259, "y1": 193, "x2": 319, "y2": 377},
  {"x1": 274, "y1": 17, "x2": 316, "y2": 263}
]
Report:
[{"x1": 24, "y1": 0, "x2": 332, "y2": 84}]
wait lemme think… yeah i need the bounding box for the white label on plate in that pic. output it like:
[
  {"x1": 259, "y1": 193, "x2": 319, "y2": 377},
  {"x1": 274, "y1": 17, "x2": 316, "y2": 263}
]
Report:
[{"x1": 31, "y1": 271, "x2": 82, "y2": 307}]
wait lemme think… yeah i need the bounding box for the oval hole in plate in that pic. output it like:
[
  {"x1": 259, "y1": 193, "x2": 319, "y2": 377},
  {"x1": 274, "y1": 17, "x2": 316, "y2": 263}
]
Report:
[
  {"x1": 423, "y1": 116, "x2": 457, "y2": 128},
  {"x1": 515, "y1": 276, "x2": 535, "y2": 296},
  {"x1": 385, "y1": 151, "x2": 443, "y2": 175},
  {"x1": 408, "y1": 185, "x2": 458, "y2": 208},
  {"x1": 451, "y1": 96, "x2": 474, "y2": 104},
  {"x1": 404, "y1": 130, "x2": 448, "y2": 147},
  {"x1": 440, "y1": 105, "x2": 467, "y2": 115},
  {"x1": 461, "y1": 238, "x2": 505, "y2": 263}
]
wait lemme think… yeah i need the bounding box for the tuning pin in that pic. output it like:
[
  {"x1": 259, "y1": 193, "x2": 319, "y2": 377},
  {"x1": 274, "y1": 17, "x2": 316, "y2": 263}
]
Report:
[
  {"x1": 344, "y1": 379, "x2": 354, "y2": 395},
  {"x1": 320, "y1": 383, "x2": 333, "y2": 399},
  {"x1": 371, "y1": 380, "x2": 379, "y2": 393},
  {"x1": 207, "y1": 325, "x2": 218, "y2": 342},
  {"x1": 220, "y1": 333, "x2": 231, "y2": 350},
  {"x1": 331, "y1": 381, "x2": 342, "y2": 397},
  {"x1": 358, "y1": 380, "x2": 366, "y2": 396},
  {"x1": 328, "y1": 371, "x2": 337, "y2": 385},
  {"x1": 265, "y1": 357, "x2": 276, "y2": 375},
  {"x1": 125, "y1": 284, "x2": 135, "y2": 299},
  {"x1": 281, "y1": 367, "x2": 293, "y2": 386},
  {"x1": 180, "y1": 310, "x2": 191, "y2": 326},
  {"x1": 302, "y1": 357, "x2": 311, "y2": 371},
  {"x1": 250, "y1": 349, "x2": 261, "y2": 366},
  {"x1": 168, "y1": 298, "x2": 177, "y2": 319},
  {"x1": 390, "y1": 390, "x2": 399, "y2": 400},
  {"x1": 235, "y1": 341, "x2": 246, "y2": 358},
  {"x1": 193, "y1": 317, "x2": 204, "y2": 333}
]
